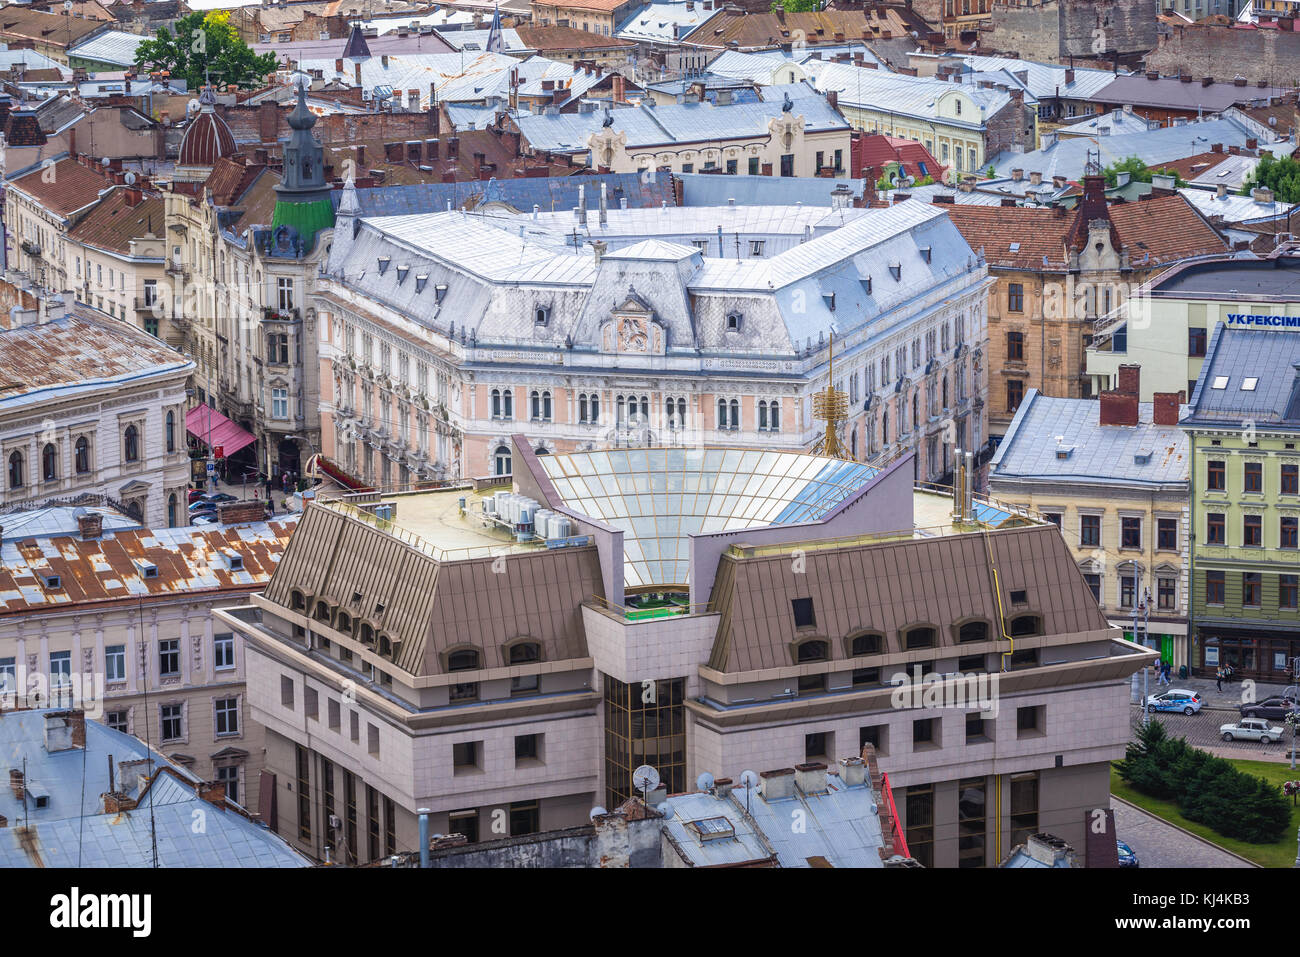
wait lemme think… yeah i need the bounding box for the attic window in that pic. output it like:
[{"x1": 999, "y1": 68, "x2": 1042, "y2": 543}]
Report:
[
  {"x1": 920, "y1": 246, "x2": 932, "y2": 263},
  {"x1": 823, "y1": 292, "x2": 836, "y2": 311},
  {"x1": 889, "y1": 262, "x2": 902, "y2": 280},
  {"x1": 1241, "y1": 377, "x2": 1258, "y2": 391},
  {"x1": 377, "y1": 257, "x2": 391, "y2": 275},
  {"x1": 434, "y1": 283, "x2": 448, "y2": 303},
  {"x1": 1009, "y1": 242, "x2": 1021, "y2": 252},
  {"x1": 396, "y1": 265, "x2": 409, "y2": 285},
  {"x1": 415, "y1": 274, "x2": 428, "y2": 293},
  {"x1": 1009, "y1": 589, "x2": 1028, "y2": 605},
  {"x1": 134, "y1": 559, "x2": 158, "y2": 579},
  {"x1": 1134, "y1": 449, "x2": 1153, "y2": 465},
  {"x1": 1054, "y1": 445, "x2": 1074, "y2": 459},
  {"x1": 42, "y1": 574, "x2": 61, "y2": 589},
  {"x1": 1211, "y1": 375, "x2": 1229, "y2": 390},
  {"x1": 861, "y1": 277, "x2": 872, "y2": 294},
  {"x1": 688, "y1": 816, "x2": 736, "y2": 841},
  {"x1": 726, "y1": 312, "x2": 742, "y2": 332},
  {"x1": 535, "y1": 306, "x2": 550, "y2": 327},
  {"x1": 226, "y1": 553, "x2": 243, "y2": 571}
]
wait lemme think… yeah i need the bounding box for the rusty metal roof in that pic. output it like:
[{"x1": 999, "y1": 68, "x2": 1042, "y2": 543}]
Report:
[{"x1": 0, "y1": 517, "x2": 298, "y2": 615}]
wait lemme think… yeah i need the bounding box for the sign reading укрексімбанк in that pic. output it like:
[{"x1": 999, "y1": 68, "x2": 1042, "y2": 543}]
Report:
[{"x1": 1226, "y1": 312, "x2": 1300, "y2": 327}]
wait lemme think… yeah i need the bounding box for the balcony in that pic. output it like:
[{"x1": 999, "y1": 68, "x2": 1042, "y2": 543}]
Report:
[
  {"x1": 20, "y1": 240, "x2": 41, "y2": 258},
  {"x1": 262, "y1": 306, "x2": 300, "y2": 323}
]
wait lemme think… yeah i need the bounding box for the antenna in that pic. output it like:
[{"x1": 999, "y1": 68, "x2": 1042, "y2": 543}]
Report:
[{"x1": 738, "y1": 769, "x2": 759, "y2": 816}]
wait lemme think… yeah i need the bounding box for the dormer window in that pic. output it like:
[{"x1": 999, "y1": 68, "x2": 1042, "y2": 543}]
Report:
[
  {"x1": 396, "y1": 265, "x2": 409, "y2": 285},
  {"x1": 920, "y1": 246, "x2": 932, "y2": 263},
  {"x1": 861, "y1": 277, "x2": 872, "y2": 294},
  {"x1": 889, "y1": 262, "x2": 902, "y2": 280},
  {"x1": 377, "y1": 257, "x2": 390, "y2": 275},
  {"x1": 415, "y1": 274, "x2": 428, "y2": 293},
  {"x1": 823, "y1": 293, "x2": 835, "y2": 311},
  {"x1": 42, "y1": 574, "x2": 61, "y2": 589},
  {"x1": 726, "y1": 312, "x2": 742, "y2": 332},
  {"x1": 535, "y1": 306, "x2": 550, "y2": 327},
  {"x1": 434, "y1": 283, "x2": 448, "y2": 303}
]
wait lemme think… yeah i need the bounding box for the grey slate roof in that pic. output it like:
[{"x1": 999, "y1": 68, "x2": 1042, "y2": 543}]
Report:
[
  {"x1": 678, "y1": 172, "x2": 863, "y2": 206},
  {"x1": 991, "y1": 389, "x2": 1189, "y2": 487},
  {"x1": 1091, "y1": 74, "x2": 1288, "y2": 113},
  {"x1": 0, "y1": 710, "x2": 309, "y2": 868},
  {"x1": 516, "y1": 86, "x2": 849, "y2": 153},
  {"x1": 1185, "y1": 323, "x2": 1300, "y2": 429}
]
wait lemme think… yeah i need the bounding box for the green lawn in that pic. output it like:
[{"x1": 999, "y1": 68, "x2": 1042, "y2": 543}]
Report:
[{"x1": 1110, "y1": 763, "x2": 1300, "y2": 868}]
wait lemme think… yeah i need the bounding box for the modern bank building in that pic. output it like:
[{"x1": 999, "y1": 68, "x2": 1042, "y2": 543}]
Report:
[{"x1": 218, "y1": 433, "x2": 1155, "y2": 868}]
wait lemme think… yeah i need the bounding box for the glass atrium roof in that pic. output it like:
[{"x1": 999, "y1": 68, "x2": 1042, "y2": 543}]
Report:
[{"x1": 537, "y1": 448, "x2": 880, "y2": 587}]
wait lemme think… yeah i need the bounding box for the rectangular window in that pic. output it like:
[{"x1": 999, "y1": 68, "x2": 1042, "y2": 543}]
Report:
[
  {"x1": 272, "y1": 388, "x2": 289, "y2": 420},
  {"x1": 510, "y1": 800, "x2": 540, "y2": 836},
  {"x1": 1016, "y1": 705, "x2": 1044, "y2": 737},
  {"x1": 1243, "y1": 514, "x2": 1262, "y2": 547},
  {"x1": 804, "y1": 731, "x2": 829, "y2": 762},
  {"x1": 1281, "y1": 574, "x2": 1298, "y2": 610},
  {"x1": 160, "y1": 703, "x2": 183, "y2": 741},
  {"x1": 215, "y1": 696, "x2": 239, "y2": 736},
  {"x1": 1157, "y1": 518, "x2": 1177, "y2": 551},
  {"x1": 1282, "y1": 464, "x2": 1298, "y2": 495},
  {"x1": 1006, "y1": 379, "x2": 1024, "y2": 412},
  {"x1": 912, "y1": 717, "x2": 937, "y2": 748},
  {"x1": 216, "y1": 764, "x2": 239, "y2": 805},
  {"x1": 1188, "y1": 326, "x2": 1206, "y2": 357},
  {"x1": 158, "y1": 639, "x2": 180, "y2": 678},
  {"x1": 328, "y1": 698, "x2": 340, "y2": 730},
  {"x1": 1009, "y1": 773, "x2": 1039, "y2": 848},
  {"x1": 1243, "y1": 572, "x2": 1262, "y2": 607},
  {"x1": 965, "y1": 712, "x2": 989, "y2": 744},
  {"x1": 791, "y1": 597, "x2": 816, "y2": 628},
  {"x1": 1206, "y1": 512, "x2": 1225, "y2": 545},
  {"x1": 1157, "y1": 576, "x2": 1176, "y2": 611},
  {"x1": 1121, "y1": 517, "x2": 1142, "y2": 549},
  {"x1": 958, "y1": 777, "x2": 986, "y2": 868},
  {"x1": 1084, "y1": 573, "x2": 1101, "y2": 603},
  {"x1": 281, "y1": 675, "x2": 295, "y2": 708},
  {"x1": 277, "y1": 277, "x2": 295, "y2": 311},
  {"x1": 859, "y1": 724, "x2": 887, "y2": 755},
  {"x1": 343, "y1": 771, "x2": 357, "y2": 864},
  {"x1": 1079, "y1": 514, "x2": 1100, "y2": 547},
  {"x1": 213, "y1": 633, "x2": 235, "y2": 670},
  {"x1": 1205, "y1": 569, "x2": 1225, "y2": 605},
  {"x1": 1007, "y1": 283, "x2": 1024, "y2": 312},
  {"x1": 297, "y1": 745, "x2": 312, "y2": 843},
  {"x1": 905, "y1": 784, "x2": 934, "y2": 868},
  {"x1": 367, "y1": 723, "x2": 380, "y2": 756},
  {"x1": 1207, "y1": 460, "x2": 1225, "y2": 491},
  {"x1": 1282, "y1": 516, "x2": 1298, "y2": 549},
  {"x1": 1006, "y1": 330, "x2": 1024, "y2": 361},
  {"x1": 514, "y1": 733, "x2": 540, "y2": 763},
  {"x1": 105, "y1": 644, "x2": 126, "y2": 682},
  {"x1": 106, "y1": 710, "x2": 127, "y2": 733},
  {"x1": 1244, "y1": 462, "x2": 1263, "y2": 493}
]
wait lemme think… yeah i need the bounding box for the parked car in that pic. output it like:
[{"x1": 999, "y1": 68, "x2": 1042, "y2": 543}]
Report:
[
  {"x1": 187, "y1": 488, "x2": 208, "y2": 504},
  {"x1": 1239, "y1": 696, "x2": 1299, "y2": 721},
  {"x1": 1117, "y1": 840, "x2": 1139, "y2": 868},
  {"x1": 1219, "y1": 718, "x2": 1285, "y2": 743},
  {"x1": 201, "y1": 492, "x2": 238, "y2": 504},
  {"x1": 1145, "y1": 690, "x2": 1203, "y2": 715},
  {"x1": 191, "y1": 515, "x2": 218, "y2": 526}
]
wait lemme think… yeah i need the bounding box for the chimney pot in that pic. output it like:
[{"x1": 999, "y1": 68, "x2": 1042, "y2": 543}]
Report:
[
  {"x1": 759, "y1": 767, "x2": 796, "y2": 801},
  {"x1": 1152, "y1": 392, "x2": 1181, "y2": 426}
]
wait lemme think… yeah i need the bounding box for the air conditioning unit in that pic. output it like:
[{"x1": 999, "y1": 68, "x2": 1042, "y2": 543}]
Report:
[{"x1": 329, "y1": 814, "x2": 341, "y2": 830}]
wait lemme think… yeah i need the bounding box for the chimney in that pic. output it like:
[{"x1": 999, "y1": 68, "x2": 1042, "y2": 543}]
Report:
[
  {"x1": 1117, "y1": 363, "x2": 1141, "y2": 396},
  {"x1": 1202, "y1": 76, "x2": 1213, "y2": 87},
  {"x1": 1217, "y1": 182, "x2": 1228, "y2": 198},
  {"x1": 1025, "y1": 833, "x2": 1077, "y2": 867},
  {"x1": 1064, "y1": 68, "x2": 1075, "y2": 84},
  {"x1": 447, "y1": 137, "x2": 459, "y2": 159},
  {"x1": 1011, "y1": 168, "x2": 1024, "y2": 181},
  {"x1": 840, "y1": 756, "x2": 867, "y2": 787},
  {"x1": 9, "y1": 769, "x2": 24, "y2": 801},
  {"x1": 1152, "y1": 392, "x2": 1181, "y2": 426},
  {"x1": 592, "y1": 240, "x2": 607, "y2": 264},
  {"x1": 759, "y1": 767, "x2": 795, "y2": 801},
  {"x1": 116, "y1": 759, "x2": 152, "y2": 794},
  {"x1": 354, "y1": 62, "x2": 362, "y2": 87},
  {"x1": 44, "y1": 710, "x2": 86, "y2": 752},
  {"x1": 1029, "y1": 170, "x2": 1043, "y2": 185},
  {"x1": 599, "y1": 181, "x2": 608, "y2": 226},
  {"x1": 198, "y1": 780, "x2": 229, "y2": 806},
  {"x1": 794, "y1": 762, "x2": 828, "y2": 794},
  {"x1": 216, "y1": 500, "x2": 269, "y2": 525},
  {"x1": 1099, "y1": 389, "x2": 1139, "y2": 427},
  {"x1": 77, "y1": 510, "x2": 103, "y2": 540},
  {"x1": 713, "y1": 777, "x2": 733, "y2": 798}
]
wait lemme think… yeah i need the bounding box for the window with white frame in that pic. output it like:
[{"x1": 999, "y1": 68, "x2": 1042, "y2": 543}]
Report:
[
  {"x1": 215, "y1": 696, "x2": 240, "y2": 736},
  {"x1": 159, "y1": 639, "x2": 180, "y2": 678},
  {"x1": 50, "y1": 651, "x2": 72, "y2": 706},
  {"x1": 277, "y1": 277, "x2": 295, "y2": 311},
  {"x1": 160, "y1": 703, "x2": 183, "y2": 741},
  {"x1": 215, "y1": 764, "x2": 239, "y2": 804},
  {"x1": 272, "y1": 388, "x2": 289, "y2": 419},
  {"x1": 214, "y1": 633, "x2": 235, "y2": 670},
  {"x1": 105, "y1": 644, "x2": 126, "y2": 683}
]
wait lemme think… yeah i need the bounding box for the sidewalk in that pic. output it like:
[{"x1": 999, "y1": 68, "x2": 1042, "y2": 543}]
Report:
[{"x1": 1135, "y1": 671, "x2": 1295, "y2": 711}]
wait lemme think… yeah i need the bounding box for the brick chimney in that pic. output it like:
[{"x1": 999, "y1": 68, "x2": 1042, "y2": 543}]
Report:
[
  {"x1": 1116, "y1": 363, "x2": 1140, "y2": 396},
  {"x1": 198, "y1": 780, "x2": 229, "y2": 806},
  {"x1": 1099, "y1": 389, "x2": 1139, "y2": 427},
  {"x1": 217, "y1": 500, "x2": 268, "y2": 525},
  {"x1": 77, "y1": 510, "x2": 103, "y2": 540},
  {"x1": 1152, "y1": 392, "x2": 1181, "y2": 426},
  {"x1": 44, "y1": 710, "x2": 86, "y2": 752}
]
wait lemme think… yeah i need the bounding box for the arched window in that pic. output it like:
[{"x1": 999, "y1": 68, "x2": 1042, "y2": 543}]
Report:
[
  {"x1": 42, "y1": 443, "x2": 57, "y2": 482},
  {"x1": 941, "y1": 375, "x2": 950, "y2": 410},
  {"x1": 958, "y1": 620, "x2": 989, "y2": 643},
  {"x1": 75, "y1": 436, "x2": 89, "y2": 474},
  {"x1": 492, "y1": 388, "x2": 502, "y2": 418},
  {"x1": 542, "y1": 390, "x2": 552, "y2": 421},
  {"x1": 378, "y1": 635, "x2": 392, "y2": 656},
  {"x1": 729, "y1": 399, "x2": 739, "y2": 430},
  {"x1": 290, "y1": 590, "x2": 307, "y2": 611},
  {"x1": 758, "y1": 400, "x2": 769, "y2": 431},
  {"x1": 336, "y1": 611, "x2": 353, "y2": 634},
  {"x1": 530, "y1": 390, "x2": 542, "y2": 421},
  {"x1": 849, "y1": 632, "x2": 883, "y2": 656},
  {"x1": 717, "y1": 397, "x2": 727, "y2": 429},
  {"x1": 494, "y1": 444, "x2": 511, "y2": 476},
  {"x1": 124, "y1": 424, "x2": 139, "y2": 463},
  {"x1": 509, "y1": 641, "x2": 541, "y2": 664},
  {"x1": 769, "y1": 400, "x2": 780, "y2": 432},
  {"x1": 7, "y1": 450, "x2": 23, "y2": 489},
  {"x1": 166, "y1": 410, "x2": 176, "y2": 453},
  {"x1": 314, "y1": 601, "x2": 332, "y2": 622},
  {"x1": 448, "y1": 649, "x2": 480, "y2": 672},
  {"x1": 579, "y1": 393, "x2": 589, "y2": 423},
  {"x1": 795, "y1": 639, "x2": 829, "y2": 663},
  {"x1": 589, "y1": 393, "x2": 600, "y2": 423},
  {"x1": 359, "y1": 622, "x2": 375, "y2": 644},
  {"x1": 904, "y1": 626, "x2": 936, "y2": 649},
  {"x1": 1009, "y1": 615, "x2": 1041, "y2": 637},
  {"x1": 167, "y1": 493, "x2": 178, "y2": 527}
]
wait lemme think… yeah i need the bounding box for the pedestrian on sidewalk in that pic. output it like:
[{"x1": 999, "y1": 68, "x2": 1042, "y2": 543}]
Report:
[{"x1": 1215, "y1": 666, "x2": 1223, "y2": 692}]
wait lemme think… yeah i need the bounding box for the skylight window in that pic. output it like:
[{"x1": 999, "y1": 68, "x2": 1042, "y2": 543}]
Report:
[
  {"x1": 1009, "y1": 242, "x2": 1021, "y2": 252},
  {"x1": 1241, "y1": 377, "x2": 1258, "y2": 391},
  {"x1": 1211, "y1": 375, "x2": 1229, "y2": 389}
]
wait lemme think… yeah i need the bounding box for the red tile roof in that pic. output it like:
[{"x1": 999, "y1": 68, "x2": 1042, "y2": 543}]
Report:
[
  {"x1": 8, "y1": 157, "x2": 112, "y2": 217},
  {"x1": 853, "y1": 133, "x2": 945, "y2": 183},
  {"x1": 941, "y1": 204, "x2": 1072, "y2": 269},
  {"x1": 66, "y1": 189, "x2": 164, "y2": 254},
  {"x1": 515, "y1": 24, "x2": 635, "y2": 50},
  {"x1": 1108, "y1": 194, "x2": 1230, "y2": 265}
]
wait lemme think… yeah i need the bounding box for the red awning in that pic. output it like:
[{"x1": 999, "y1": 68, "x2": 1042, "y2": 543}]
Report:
[{"x1": 185, "y1": 405, "x2": 257, "y2": 457}]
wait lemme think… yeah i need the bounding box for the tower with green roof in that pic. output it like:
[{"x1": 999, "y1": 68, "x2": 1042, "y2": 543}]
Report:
[{"x1": 270, "y1": 80, "x2": 334, "y2": 254}]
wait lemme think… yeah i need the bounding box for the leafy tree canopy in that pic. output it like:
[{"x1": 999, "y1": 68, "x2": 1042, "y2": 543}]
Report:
[
  {"x1": 134, "y1": 11, "x2": 278, "y2": 92},
  {"x1": 1240, "y1": 153, "x2": 1300, "y2": 203},
  {"x1": 1102, "y1": 155, "x2": 1188, "y2": 189},
  {"x1": 770, "y1": 0, "x2": 821, "y2": 12}
]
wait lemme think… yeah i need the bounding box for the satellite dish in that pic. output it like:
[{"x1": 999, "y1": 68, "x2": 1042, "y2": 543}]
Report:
[
  {"x1": 903, "y1": 175, "x2": 915, "y2": 187},
  {"x1": 101, "y1": 156, "x2": 111, "y2": 167},
  {"x1": 658, "y1": 800, "x2": 674, "y2": 819},
  {"x1": 589, "y1": 806, "x2": 607, "y2": 820},
  {"x1": 124, "y1": 171, "x2": 137, "y2": 186},
  {"x1": 696, "y1": 771, "x2": 715, "y2": 792},
  {"x1": 738, "y1": 769, "x2": 760, "y2": 790},
  {"x1": 632, "y1": 764, "x2": 661, "y2": 793}
]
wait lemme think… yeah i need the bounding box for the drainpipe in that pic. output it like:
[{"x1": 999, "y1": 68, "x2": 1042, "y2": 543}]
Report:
[{"x1": 418, "y1": 808, "x2": 430, "y2": 868}]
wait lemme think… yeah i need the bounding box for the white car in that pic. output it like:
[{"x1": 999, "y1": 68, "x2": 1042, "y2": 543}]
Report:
[
  {"x1": 1219, "y1": 718, "x2": 1285, "y2": 743},
  {"x1": 1144, "y1": 690, "x2": 1203, "y2": 715}
]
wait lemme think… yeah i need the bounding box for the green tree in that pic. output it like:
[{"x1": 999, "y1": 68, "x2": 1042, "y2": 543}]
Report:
[
  {"x1": 1239, "y1": 153, "x2": 1300, "y2": 203},
  {"x1": 135, "y1": 11, "x2": 278, "y2": 92},
  {"x1": 1102, "y1": 155, "x2": 1188, "y2": 188},
  {"x1": 769, "y1": 0, "x2": 821, "y2": 11}
]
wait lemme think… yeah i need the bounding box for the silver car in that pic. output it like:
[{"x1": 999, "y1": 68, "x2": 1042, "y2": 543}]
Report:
[{"x1": 1219, "y1": 718, "x2": 1285, "y2": 743}]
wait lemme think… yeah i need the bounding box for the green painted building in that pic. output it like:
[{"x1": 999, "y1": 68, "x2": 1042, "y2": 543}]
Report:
[{"x1": 1183, "y1": 301, "x2": 1300, "y2": 682}]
